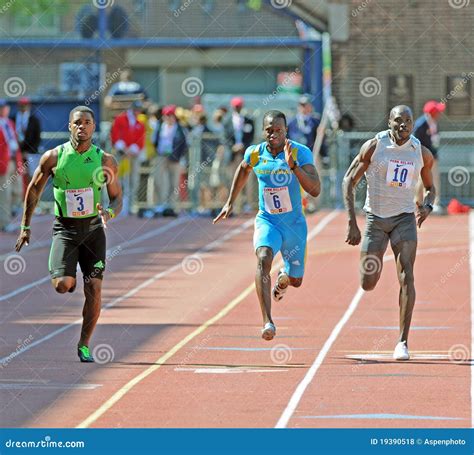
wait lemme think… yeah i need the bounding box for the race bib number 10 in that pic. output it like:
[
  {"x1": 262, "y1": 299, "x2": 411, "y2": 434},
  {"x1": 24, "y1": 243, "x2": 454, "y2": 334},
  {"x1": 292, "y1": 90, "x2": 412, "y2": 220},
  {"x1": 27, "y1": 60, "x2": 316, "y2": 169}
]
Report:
[
  {"x1": 386, "y1": 159, "x2": 415, "y2": 189},
  {"x1": 264, "y1": 187, "x2": 293, "y2": 214},
  {"x1": 66, "y1": 187, "x2": 94, "y2": 217}
]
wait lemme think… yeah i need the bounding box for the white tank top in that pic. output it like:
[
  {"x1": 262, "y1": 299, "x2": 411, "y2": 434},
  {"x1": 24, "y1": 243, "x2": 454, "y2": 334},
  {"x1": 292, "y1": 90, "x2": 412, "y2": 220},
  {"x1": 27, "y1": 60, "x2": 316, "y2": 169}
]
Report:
[{"x1": 363, "y1": 130, "x2": 423, "y2": 218}]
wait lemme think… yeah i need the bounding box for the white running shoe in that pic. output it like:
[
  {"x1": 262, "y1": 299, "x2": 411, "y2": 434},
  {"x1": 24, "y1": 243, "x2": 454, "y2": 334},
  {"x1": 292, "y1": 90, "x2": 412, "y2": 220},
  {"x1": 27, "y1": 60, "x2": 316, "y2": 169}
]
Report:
[
  {"x1": 261, "y1": 322, "x2": 276, "y2": 341},
  {"x1": 393, "y1": 341, "x2": 410, "y2": 360},
  {"x1": 272, "y1": 269, "x2": 290, "y2": 302}
]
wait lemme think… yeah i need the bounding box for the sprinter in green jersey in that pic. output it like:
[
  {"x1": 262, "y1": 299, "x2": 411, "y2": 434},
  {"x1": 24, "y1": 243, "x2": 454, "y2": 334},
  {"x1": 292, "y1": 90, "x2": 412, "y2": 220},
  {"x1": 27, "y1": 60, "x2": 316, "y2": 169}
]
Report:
[{"x1": 15, "y1": 106, "x2": 122, "y2": 362}]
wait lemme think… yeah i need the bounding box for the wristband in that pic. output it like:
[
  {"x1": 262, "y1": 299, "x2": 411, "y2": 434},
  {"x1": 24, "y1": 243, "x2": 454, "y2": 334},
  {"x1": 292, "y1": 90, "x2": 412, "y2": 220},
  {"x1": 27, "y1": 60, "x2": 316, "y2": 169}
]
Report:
[
  {"x1": 106, "y1": 208, "x2": 116, "y2": 219},
  {"x1": 290, "y1": 161, "x2": 299, "y2": 170},
  {"x1": 21, "y1": 225, "x2": 30, "y2": 230}
]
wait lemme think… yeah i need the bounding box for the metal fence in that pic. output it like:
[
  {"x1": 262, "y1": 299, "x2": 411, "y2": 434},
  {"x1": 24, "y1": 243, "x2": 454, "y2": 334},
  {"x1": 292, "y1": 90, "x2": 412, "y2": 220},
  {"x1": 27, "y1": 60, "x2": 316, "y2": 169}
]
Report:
[{"x1": 37, "y1": 129, "x2": 474, "y2": 214}]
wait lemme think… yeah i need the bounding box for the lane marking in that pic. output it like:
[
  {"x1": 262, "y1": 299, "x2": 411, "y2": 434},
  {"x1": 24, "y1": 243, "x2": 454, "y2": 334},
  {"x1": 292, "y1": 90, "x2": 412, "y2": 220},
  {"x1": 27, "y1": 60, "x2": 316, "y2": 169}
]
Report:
[
  {"x1": 191, "y1": 347, "x2": 315, "y2": 352},
  {"x1": 0, "y1": 218, "x2": 254, "y2": 365},
  {"x1": 76, "y1": 210, "x2": 339, "y2": 428},
  {"x1": 276, "y1": 236, "x2": 472, "y2": 428},
  {"x1": 344, "y1": 353, "x2": 453, "y2": 361},
  {"x1": 352, "y1": 326, "x2": 452, "y2": 330},
  {"x1": 470, "y1": 211, "x2": 474, "y2": 428},
  {"x1": 0, "y1": 383, "x2": 101, "y2": 390},
  {"x1": 0, "y1": 217, "x2": 189, "y2": 302},
  {"x1": 174, "y1": 367, "x2": 287, "y2": 374},
  {"x1": 298, "y1": 413, "x2": 464, "y2": 420}
]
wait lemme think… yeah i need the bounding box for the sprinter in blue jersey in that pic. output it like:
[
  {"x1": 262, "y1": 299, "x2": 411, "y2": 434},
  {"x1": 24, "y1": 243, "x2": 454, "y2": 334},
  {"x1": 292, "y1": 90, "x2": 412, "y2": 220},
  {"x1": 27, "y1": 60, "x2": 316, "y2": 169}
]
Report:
[{"x1": 213, "y1": 110, "x2": 320, "y2": 340}]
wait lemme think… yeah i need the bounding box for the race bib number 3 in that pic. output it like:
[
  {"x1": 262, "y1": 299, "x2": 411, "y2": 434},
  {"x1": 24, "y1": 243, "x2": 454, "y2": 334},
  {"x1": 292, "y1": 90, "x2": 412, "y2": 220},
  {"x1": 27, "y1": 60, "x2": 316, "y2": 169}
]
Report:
[
  {"x1": 66, "y1": 187, "x2": 94, "y2": 217},
  {"x1": 264, "y1": 186, "x2": 293, "y2": 214},
  {"x1": 386, "y1": 159, "x2": 415, "y2": 189}
]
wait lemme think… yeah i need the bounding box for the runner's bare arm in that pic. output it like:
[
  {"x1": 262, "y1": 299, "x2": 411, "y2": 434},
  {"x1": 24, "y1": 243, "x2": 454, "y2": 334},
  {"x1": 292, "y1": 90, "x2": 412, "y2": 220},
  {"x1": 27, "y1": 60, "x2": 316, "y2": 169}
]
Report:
[
  {"x1": 15, "y1": 149, "x2": 58, "y2": 251},
  {"x1": 293, "y1": 164, "x2": 320, "y2": 197},
  {"x1": 284, "y1": 139, "x2": 320, "y2": 197},
  {"x1": 213, "y1": 160, "x2": 252, "y2": 224},
  {"x1": 342, "y1": 139, "x2": 376, "y2": 246},
  {"x1": 102, "y1": 153, "x2": 122, "y2": 219},
  {"x1": 343, "y1": 139, "x2": 376, "y2": 224},
  {"x1": 416, "y1": 145, "x2": 435, "y2": 228}
]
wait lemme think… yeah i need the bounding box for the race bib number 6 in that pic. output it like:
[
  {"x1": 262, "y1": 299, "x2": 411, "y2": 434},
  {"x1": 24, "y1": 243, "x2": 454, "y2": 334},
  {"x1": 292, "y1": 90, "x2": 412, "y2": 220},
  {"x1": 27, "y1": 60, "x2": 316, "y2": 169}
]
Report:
[
  {"x1": 66, "y1": 187, "x2": 94, "y2": 217},
  {"x1": 386, "y1": 159, "x2": 415, "y2": 189},
  {"x1": 264, "y1": 187, "x2": 293, "y2": 214}
]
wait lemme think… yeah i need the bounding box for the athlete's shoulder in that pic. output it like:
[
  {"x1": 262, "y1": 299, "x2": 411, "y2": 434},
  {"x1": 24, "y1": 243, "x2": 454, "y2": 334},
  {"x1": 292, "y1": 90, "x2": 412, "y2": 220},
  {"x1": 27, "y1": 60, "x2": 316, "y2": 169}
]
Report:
[
  {"x1": 289, "y1": 139, "x2": 311, "y2": 154},
  {"x1": 244, "y1": 142, "x2": 264, "y2": 167},
  {"x1": 102, "y1": 150, "x2": 119, "y2": 167},
  {"x1": 409, "y1": 134, "x2": 421, "y2": 147}
]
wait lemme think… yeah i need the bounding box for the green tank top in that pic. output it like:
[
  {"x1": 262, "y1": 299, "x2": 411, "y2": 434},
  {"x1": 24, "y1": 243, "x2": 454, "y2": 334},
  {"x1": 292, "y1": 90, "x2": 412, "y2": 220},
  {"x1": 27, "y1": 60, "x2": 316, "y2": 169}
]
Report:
[{"x1": 53, "y1": 142, "x2": 104, "y2": 218}]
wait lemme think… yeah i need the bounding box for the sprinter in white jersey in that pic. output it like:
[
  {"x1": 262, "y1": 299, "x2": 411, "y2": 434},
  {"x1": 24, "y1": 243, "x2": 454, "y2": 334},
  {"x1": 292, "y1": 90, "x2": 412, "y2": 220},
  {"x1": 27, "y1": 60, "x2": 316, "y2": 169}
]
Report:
[{"x1": 342, "y1": 105, "x2": 435, "y2": 360}]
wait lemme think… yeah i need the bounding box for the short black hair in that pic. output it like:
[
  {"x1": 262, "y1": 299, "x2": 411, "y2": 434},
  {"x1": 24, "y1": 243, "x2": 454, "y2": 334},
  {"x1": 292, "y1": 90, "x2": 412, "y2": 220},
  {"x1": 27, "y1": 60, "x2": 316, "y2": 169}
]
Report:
[
  {"x1": 263, "y1": 110, "x2": 287, "y2": 127},
  {"x1": 69, "y1": 105, "x2": 95, "y2": 121}
]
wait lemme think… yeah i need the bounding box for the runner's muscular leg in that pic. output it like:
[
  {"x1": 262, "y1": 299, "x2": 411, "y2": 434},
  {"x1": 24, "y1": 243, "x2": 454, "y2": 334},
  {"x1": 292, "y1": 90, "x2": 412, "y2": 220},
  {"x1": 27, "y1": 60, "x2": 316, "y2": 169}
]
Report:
[
  {"x1": 392, "y1": 240, "x2": 417, "y2": 343},
  {"x1": 79, "y1": 277, "x2": 102, "y2": 347},
  {"x1": 360, "y1": 250, "x2": 385, "y2": 291},
  {"x1": 255, "y1": 246, "x2": 274, "y2": 325},
  {"x1": 52, "y1": 276, "x2": 76, "y2": 294}
]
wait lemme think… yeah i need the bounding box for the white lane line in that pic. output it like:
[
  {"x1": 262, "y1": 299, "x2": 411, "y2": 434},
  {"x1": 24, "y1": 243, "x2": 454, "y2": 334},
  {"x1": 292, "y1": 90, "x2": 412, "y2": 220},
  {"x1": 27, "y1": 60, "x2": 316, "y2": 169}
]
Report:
[
  {"x1": 470, "y1": 211, "x2": 474, "y2": 428},
  {"x1": 0, "y1": 217, "x2": 189, "y2": 303},
  {"x1": 276, "y1": 237, "x2": 472, "y2": 428},
  {"x1": 0, "y1": 218, "x2": 254, "y2": 366},
  {"x1": 76, "y1": 210, "x2": 339, "y2": 428}
]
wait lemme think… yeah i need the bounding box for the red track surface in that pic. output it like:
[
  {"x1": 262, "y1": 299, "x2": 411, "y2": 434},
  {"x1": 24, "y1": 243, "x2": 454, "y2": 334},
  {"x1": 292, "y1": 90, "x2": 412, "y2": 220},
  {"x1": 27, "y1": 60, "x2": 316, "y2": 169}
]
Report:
[{"x1": 0, "y1": 210, "x2": 471, "y2": 428}]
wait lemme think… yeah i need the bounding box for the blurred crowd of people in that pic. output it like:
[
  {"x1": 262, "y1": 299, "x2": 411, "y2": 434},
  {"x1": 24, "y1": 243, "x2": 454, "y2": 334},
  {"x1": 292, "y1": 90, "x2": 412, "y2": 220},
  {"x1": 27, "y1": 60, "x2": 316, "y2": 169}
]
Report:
[
  {"x1": 108, "y1": 71, "x2": 325, "y2": 217},
  {"x1": 0, "y1": 97, "x2": 41, "y2": 232}
]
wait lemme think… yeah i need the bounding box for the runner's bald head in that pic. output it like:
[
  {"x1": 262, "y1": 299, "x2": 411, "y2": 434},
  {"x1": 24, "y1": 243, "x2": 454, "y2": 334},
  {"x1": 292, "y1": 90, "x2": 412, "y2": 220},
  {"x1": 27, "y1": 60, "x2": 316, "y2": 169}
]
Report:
[{"x1": 389, "y1": 105, "x2": 412, "y2": 120}]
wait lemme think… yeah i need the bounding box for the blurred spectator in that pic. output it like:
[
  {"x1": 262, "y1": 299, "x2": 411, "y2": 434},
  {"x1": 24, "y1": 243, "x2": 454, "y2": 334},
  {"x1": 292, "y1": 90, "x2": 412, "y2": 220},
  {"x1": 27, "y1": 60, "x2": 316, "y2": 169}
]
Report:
[
  {"x1": 338, "y1": 113, "x2": 355, "y2": 132},
  {"x1": 110, "y1": 100, "x2": 146, "y2": 214},
  {"x1": 14, "y1": 97, "x2": 41, "y2": 181},
  {"x1": 0, "y1": 99, "x2": 22, "y2": 231},
  {"x1": 152, "y1": 104, "x2": 188, "y2": 216},
  {"x1": 288, "y1": 95, "x2": 320, "y2": 148},
  {"x1": 413, "y1": 100, "x2": 445, "y2": 213},
  {"x1": 224, "y1": 96, "x2": 255, "y2": 213},
  {"x1": 104, "y1": 68, "x2": 148, "y2": 108}
]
